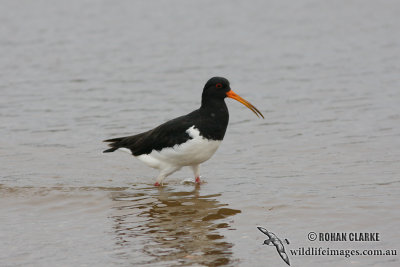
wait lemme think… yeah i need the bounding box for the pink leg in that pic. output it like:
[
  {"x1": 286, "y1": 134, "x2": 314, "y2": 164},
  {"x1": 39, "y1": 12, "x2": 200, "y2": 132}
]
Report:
[
  {"x1": 154, "y1": 182, "x2": 161, "y2": 187},
  {"x1": 195, "y1": 176, "x2": 201, "y2": 184}
]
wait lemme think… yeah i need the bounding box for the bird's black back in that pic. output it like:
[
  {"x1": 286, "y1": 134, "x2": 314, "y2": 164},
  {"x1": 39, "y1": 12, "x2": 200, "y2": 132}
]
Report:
[{"x1": 103, "y1": 99, "x2": 229, "y2": 156}]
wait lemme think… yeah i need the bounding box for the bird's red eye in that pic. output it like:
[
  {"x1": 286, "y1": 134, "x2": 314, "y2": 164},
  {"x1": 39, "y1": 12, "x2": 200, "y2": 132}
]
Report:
[{"x1": 216, "y1": 83, "x2": 223, "y2": 88}]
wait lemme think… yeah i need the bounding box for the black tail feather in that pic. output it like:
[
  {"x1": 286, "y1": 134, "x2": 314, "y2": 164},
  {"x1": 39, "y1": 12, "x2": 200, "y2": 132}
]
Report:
[
  {"x1": 103, "y1": 137, "x2": 125, "y2": 153},
  {"x1": 103, "y1": 147, "x2": 119, "y2": 153},
  {"x1": 103, "y1": 132, "x2": 145, "y2": 154},
  {"x1": 103, "y1": 137, "x2": 124, "y2": 143}
]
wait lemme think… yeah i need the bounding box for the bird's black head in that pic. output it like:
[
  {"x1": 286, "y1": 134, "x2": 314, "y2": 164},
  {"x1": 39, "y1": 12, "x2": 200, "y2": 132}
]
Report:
[
  {"x1": 201, "y1": 76, "x2": 264, "y2": 118},
  {"x1": 202, "y1": 77, "x2": 231, "y2": 100}
]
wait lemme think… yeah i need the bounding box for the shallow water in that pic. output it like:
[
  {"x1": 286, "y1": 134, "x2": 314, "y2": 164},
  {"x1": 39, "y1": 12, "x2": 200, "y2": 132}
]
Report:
[{"x1": 1, "y1": 0, "x2": 400, "y2": 266}]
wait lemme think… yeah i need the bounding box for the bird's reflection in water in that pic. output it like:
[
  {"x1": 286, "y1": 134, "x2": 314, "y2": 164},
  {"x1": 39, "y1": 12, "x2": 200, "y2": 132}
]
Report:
[{"x1": 110, "y1": 184, "x2": 241, "y2": 266}]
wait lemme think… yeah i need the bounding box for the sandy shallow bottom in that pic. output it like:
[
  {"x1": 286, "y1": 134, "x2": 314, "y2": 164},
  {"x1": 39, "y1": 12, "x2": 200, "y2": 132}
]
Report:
[{"x1": 1, "y1": 0, "x2": 400, "y2": 266}]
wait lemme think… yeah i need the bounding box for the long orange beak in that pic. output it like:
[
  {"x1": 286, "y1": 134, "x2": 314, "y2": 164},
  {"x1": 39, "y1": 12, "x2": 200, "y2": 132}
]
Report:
[{"x1": 226, "y1": 90, "x2": 264, "y2": 118}]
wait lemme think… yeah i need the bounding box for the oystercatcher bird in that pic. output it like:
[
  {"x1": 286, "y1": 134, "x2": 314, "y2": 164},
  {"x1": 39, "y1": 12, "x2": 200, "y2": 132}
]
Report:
[{"x1": 103, "y1": 77, "x2": 264, "y2": 186}]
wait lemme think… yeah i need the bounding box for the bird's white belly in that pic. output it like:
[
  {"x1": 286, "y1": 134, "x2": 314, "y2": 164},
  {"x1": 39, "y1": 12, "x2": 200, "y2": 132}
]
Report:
[{"x1": 136, "y1": 126, "x2": 221, "y2": 169}]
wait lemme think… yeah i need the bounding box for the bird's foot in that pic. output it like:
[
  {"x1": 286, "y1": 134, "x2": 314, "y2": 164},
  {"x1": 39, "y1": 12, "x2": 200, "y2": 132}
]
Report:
[
  {"x1": 195, "y1": 177, "x2": 201, "y2": 184},
  {"x1": 154, "y1": 182, "x2": 161, "y2": 187}
]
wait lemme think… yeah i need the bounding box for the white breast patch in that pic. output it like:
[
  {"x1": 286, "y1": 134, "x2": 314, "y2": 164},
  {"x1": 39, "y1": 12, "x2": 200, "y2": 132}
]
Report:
[{"x1": 136, "y1": 125, "x2": 221, "y2": 170}]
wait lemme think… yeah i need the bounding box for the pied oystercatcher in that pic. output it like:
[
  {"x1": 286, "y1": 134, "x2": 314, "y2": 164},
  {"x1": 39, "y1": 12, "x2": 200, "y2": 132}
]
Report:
[{"x1": 103, "y1": 77, "x2": 264, "y2": 186}]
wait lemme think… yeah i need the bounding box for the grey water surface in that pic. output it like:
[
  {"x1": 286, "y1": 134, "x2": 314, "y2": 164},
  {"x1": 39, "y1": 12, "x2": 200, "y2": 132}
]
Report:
[{"x1": 1, "y1": 0, "x2": 399, "y2": 266}]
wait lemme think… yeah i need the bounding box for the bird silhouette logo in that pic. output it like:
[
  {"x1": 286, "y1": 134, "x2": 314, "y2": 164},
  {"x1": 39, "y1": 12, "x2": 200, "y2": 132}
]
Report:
[{"x1": 257, "y1": 226, "x2": 290, "y2": 266}]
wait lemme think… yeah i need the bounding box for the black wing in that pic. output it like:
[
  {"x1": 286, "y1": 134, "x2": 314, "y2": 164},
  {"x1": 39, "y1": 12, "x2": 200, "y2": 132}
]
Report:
[{"x1": 103, "y1": 110, "x2": 199, "y2": 156}]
